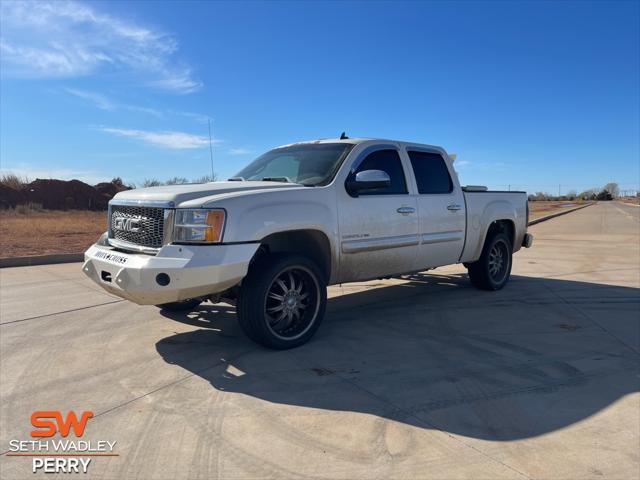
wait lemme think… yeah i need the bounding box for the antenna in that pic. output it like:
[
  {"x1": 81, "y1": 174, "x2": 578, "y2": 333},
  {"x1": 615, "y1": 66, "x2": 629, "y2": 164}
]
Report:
[
  {"x1": 340, "y1": 131, "x2": 348, "y2": 140},
  {"x1": 208, "y1": 118, "x2": 214, "y2": 181}
]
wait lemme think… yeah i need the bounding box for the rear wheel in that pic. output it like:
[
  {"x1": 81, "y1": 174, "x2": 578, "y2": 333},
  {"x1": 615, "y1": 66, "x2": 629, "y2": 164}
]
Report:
[
  {"x1": 157, "y1": 298, "x2": 202, "y2": 312},
  {"x1": 467, "y1": 232, "x2": 512, "y2": 290},
  {"x1": 237, "y1": 254, "x2": 327, "y2": 349}
]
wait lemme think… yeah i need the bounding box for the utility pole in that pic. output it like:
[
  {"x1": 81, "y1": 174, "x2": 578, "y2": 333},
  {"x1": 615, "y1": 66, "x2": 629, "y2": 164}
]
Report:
[
  {"x1": 208, "y1": 118, "x2": 214, "y2": 180},
  {"x1": 558, "y1": 184, "x2": 561, "y2": 198}
]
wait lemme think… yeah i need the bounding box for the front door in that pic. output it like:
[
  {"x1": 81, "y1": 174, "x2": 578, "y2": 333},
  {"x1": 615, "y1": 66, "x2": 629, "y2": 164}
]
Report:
[{"x1": 338, "y1": 147, "x2": 419, "y2": 282}]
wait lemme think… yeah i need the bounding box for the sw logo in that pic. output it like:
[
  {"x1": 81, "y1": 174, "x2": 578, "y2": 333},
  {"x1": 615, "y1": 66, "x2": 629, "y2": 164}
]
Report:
[
  {"x1": 31, "y1": 410, "x2": 94, "y2": 438},
  {"x1": 29, "y1": 411, "x2": 95, "y2": 474},
  {"x1": 9, "y1": 410, "x2": 116, "y2": 474}
]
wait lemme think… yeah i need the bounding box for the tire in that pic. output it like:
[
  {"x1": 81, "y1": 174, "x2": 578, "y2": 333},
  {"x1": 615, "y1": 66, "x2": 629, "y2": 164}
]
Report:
[
  {"x1": 237, "y1": 253, "x2": 327, "y2": 349},
  {"x1": 157, "y1": 298, "x2": 202, "y2": 312},
  {"x1": 467, "y1": 231, "x2": 512, "y2": 291}
]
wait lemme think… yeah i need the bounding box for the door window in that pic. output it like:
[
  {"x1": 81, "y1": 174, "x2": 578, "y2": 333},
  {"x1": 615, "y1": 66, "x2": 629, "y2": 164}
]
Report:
[{"x1": 349, "y1": 149, "x2": 408, "y2": 195}]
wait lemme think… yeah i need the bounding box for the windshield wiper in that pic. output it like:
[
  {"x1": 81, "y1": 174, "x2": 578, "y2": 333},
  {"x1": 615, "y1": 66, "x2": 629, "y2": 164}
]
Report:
[{"x1": 261, "y1": 176, "x2": 291, "y2": 183}]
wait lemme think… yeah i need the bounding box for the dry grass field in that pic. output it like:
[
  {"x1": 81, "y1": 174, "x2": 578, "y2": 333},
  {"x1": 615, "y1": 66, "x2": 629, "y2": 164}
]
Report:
[
  {"x1": 528, "y1": 200, "x2": 588, "y2": 220},
  {"x1": 619, "y1": 196, "x2": 640, "y2": 206},
  {"x1": 0, "y1": 210, "x2": 107, "y2": 257}
]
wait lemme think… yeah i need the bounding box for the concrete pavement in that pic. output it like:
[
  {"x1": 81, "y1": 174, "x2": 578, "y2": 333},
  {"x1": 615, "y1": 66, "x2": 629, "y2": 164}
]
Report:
[{"x1": 1, "y1": 201, "x2": 638, "y2": 479}]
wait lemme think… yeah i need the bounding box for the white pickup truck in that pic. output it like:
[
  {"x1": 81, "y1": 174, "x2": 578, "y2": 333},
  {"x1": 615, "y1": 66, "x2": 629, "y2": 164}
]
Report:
[{"x1": 84, "y1": 137, "x2": 532, "y2": 348}]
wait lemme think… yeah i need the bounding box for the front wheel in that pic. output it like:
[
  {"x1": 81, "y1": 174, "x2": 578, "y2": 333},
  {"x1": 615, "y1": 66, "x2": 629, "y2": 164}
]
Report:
[
  {"x1": 467, "y1": 232, "x2": 512, "y2": 290},
  {"x1": 237, "y1": 254, "x2": 327, "y2": 349}
]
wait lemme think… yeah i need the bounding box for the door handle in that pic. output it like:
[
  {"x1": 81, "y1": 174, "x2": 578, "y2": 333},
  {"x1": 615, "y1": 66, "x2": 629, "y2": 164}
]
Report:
[
  {"x1": 447, "y1": 204, "x2": 462, "y2": 211},
  {"x1": 396, "y1": 206, "x2": 416, "y2": 215}
]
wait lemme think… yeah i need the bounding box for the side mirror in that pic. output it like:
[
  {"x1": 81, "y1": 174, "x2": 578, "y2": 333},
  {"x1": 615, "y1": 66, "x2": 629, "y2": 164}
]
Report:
[{"x1": 346, "y1": 169, "x2": 391, "y2": 197}]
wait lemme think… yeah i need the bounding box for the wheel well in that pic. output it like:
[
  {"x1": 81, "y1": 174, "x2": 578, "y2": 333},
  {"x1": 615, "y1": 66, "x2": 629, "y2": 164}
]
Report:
[
  {"x1": 486, "y1": 219, "x2": 515, "y2": 248},
  {"x1": 255, "y1": 230, "x2": 332, "y2": 282}
]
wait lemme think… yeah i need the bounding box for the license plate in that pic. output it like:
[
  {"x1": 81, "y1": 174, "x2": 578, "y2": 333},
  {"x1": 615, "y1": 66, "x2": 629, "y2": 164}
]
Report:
[{"x1": 94, "y1": 250, "x2": 129, "y2": 265}]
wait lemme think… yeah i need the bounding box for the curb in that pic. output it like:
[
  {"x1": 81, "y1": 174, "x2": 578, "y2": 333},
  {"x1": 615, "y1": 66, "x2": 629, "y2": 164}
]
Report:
[
  {"x1": 0, "y1": 253, "x2": 84, "y2": 269},
  {"x1": 528, "y1": 202, "x2": 594, "y2": 226}
]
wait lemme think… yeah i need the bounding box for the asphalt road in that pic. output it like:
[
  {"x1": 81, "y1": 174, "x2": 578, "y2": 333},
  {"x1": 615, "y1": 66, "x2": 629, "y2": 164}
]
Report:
[{"x1": 1, "y1": 202, "x2": 638, "y2": 479}]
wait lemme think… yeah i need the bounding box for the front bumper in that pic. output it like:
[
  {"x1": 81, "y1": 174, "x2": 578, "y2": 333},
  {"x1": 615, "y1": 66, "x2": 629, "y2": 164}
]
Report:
[{"x1": 82, "y1": 243, "x2": 259, "y2": 305}]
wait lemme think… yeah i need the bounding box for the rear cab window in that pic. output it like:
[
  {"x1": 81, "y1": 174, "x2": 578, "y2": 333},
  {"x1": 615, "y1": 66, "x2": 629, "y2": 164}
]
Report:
[{"x1": 407, "y1": 150, "x2": 454, "y2": 194}]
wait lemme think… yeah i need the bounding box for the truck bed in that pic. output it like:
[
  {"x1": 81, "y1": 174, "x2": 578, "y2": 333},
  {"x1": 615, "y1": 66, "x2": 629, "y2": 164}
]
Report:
[{"x1": 460, "y1": 190, "x2": 529, "y2": 263}]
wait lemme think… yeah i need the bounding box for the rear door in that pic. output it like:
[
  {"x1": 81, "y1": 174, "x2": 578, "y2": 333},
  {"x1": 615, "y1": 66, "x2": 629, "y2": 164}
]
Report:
[
  {"x1": 406, "y1": 149, "x2": 466, "y2": 268},
  {"x1": 337, "y1": 146, "x2": 419, "y2": 282}
]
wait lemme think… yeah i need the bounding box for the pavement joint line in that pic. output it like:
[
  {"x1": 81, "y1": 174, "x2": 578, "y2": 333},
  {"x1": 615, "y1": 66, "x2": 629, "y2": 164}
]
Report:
[
  {"x1": 541, "y1": 281, "x2": 640, "y2": 357},
  {"x1": 409, "y1": 370, "x2": 617, "y2": 413},
  {"x1": 44, "y1": 267, "x2": 122, "y2": 298},
  {"x1": 85, "y1": 346, "x2": 258, "y2": 417},
  {"x1": 0, "y1": 299, "x2": 125, "y2": 326},
  {"x1": 328, "y1": 367, "x2": 533, "y2": 480},
  {"x1": 537, "y1": 267, "x2": 640, "y2": 279},
  {"x1": 0, "y1": 347, "x2": 258, "y2": 457}
]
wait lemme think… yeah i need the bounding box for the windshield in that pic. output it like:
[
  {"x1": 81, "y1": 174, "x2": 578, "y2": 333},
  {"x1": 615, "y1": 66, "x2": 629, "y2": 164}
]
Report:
[{"x1": 233, "y1": 143, "x2": 354, "y2": 186}]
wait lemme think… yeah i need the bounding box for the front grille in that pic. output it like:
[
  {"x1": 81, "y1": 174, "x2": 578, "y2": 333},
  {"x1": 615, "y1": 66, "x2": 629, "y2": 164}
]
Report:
[{"x1": 110, "y1": 205, "x2": 165, "y2": 249}]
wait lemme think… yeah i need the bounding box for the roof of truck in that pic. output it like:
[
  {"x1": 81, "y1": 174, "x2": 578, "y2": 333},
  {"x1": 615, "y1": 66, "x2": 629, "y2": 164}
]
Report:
[{"x1": 276, "y1": 137, "x2": 447, "y2": 152}]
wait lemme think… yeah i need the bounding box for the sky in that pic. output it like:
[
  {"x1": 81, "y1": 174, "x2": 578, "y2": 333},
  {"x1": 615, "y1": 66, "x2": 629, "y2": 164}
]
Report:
[{"x1": 1, "y1": 0, "x2": 639, "y2": 194}]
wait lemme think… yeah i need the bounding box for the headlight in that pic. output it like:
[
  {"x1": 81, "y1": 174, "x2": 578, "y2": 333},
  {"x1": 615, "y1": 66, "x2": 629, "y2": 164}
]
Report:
[
  {"x1": 173, "y1": 209, "x2": 225, "y2": 243},
  {"x1": 96, "y1": 231, "x2": 109, "y2": 246}
]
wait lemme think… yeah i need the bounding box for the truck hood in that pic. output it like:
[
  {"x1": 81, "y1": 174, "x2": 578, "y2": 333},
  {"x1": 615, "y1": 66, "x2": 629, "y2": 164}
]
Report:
[{"x1": 111, "y1": 181, "x2": 303, "y2": 206}]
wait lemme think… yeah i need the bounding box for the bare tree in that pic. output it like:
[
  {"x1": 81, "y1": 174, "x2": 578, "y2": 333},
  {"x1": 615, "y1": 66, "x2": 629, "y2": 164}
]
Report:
[
  {"x1": 528, "y1": 192, "x2": 549, "y2": 201},
  {"x1": 603, "y1": 182, "x2": 619, "y2": 198},
  {"x1": 0, "y1": 173, "x2": 29, "y2": 190},
  {"x1": 165, "y1": 176, "x2": 190, "y2": 185},
  {"x1": 193, "y1": 173, "x2": 218, "y2": 183},
  {"x1": 578, "y1": 188, "x2": 598, "y2": 200},
  {"x1": 597, "y1": 189, "x2": 613, "y2": 201},
  {"x1": 140, "y1": 179, "x2": 163, "y2": 187}
]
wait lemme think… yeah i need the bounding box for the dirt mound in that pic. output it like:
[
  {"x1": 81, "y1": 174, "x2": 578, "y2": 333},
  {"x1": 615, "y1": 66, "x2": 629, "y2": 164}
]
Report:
[
  {"x1": 94, "y1": 181, "x2": 130, "y2": 208},
  {"x1": 24, "y1": 179, "x2": 102, "y2": 210},
  {"x1": 0, "y1": 178, "x2": 132, "y2": 210},
  {"x1": 0, "y1": 184, "x2": 25, "y2": 209}
]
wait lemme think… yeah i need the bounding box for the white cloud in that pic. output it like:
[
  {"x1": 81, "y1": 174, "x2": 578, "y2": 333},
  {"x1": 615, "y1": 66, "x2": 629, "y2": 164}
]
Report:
[
  {"x1": 99, "y1": 127, "x2": 219, "y2": 150},
  {"x1": 455, "y1": 160, "x2": 471, "y2": 167},
  {"x1": 64, "y1": 88, "x2": 115, "y2": 110},
  {"x1": 150, "y1": 69, "x2": 202, "y2": 95},
  {"x1": 0, "y1": 39, "x2": 110, "y2": 76},
  {"x1": 0, "y1": 1, "x2": 201, "y2": 93},
  {"x1": 64, "y1": 88, "x2": 162, "y2": 116},
  {"x1": 228, "y1": 147, "x2": 254, "y2": 156},
  {"x1": 169, "y1": 110, "x2": 211, "y2": 124}
]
